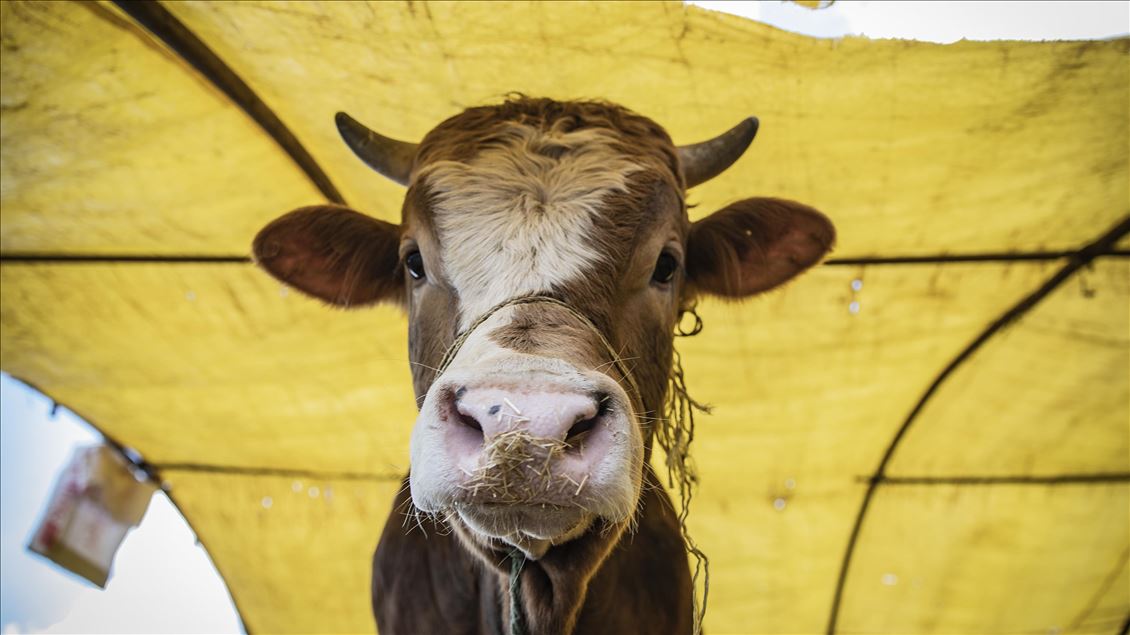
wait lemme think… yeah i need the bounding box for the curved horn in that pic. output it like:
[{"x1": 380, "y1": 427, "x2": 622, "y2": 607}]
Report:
[
  {"x1": 677, "y1": 117, "x2": 760, "y2": 189},
  {"x1": 335, "y1": 112, "x2": 419, "y2": 186}
]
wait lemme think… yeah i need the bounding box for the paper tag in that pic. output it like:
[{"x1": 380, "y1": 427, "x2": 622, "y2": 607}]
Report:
[{"x1": 28, "y1": 445, "x2": 156, "y2": 588}]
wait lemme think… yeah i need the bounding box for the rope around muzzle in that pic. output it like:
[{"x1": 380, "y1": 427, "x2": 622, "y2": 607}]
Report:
[
  {"x1": 435, "y1": 294, "x2": 710, "y2": 635},
  {"x1": 435, "y1": 295, "x2": 642, "y2": 399}
]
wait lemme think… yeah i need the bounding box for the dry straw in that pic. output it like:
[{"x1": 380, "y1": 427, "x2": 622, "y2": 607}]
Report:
[{"x1": 459, "y1": 428, "x2": 589, "y2": 502}]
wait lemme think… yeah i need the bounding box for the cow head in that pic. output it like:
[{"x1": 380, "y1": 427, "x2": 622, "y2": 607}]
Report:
[{"x1": 253, "y1": 98, "x2": 834, "y2": 565}]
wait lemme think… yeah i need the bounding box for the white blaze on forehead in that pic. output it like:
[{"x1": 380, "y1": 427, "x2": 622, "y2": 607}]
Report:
[{"x1": 420, "y1": 121, "x2": 641, "y2": 327}]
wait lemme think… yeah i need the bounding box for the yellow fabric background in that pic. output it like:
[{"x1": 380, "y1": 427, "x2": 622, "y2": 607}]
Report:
[{"x1": 1, "y1": 2, "x2": 1126, "y2": 633}]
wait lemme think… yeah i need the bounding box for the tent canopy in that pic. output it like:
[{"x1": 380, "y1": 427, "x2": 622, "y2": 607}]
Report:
[{"x1": 1, "y1": 2, "x2": 1126, "y2": 633}]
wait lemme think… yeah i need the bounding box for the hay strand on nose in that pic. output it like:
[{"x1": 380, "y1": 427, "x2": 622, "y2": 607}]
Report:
[{"x1": 458, "y1": 429, "x2": 579, "y2": 503}]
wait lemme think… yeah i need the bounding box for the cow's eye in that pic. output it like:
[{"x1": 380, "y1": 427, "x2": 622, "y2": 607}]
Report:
[
  {"x1": 651, "y1": 252, "x2": 679, "y2": 284},
  {"x1": 405, "y1": 251, "x2": 426, "y2": 280}
]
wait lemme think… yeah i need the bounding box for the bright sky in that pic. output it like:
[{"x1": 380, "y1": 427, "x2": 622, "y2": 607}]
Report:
[
  {"x1": 688, "y1": 1, "x2": 1130, "y2": 41},
  {"x1": 0, "y1": 375, "x2": 242, "y2": 634},
  {"x1": 1, "y1": 2, "x2": 1127, "y2": 633}
]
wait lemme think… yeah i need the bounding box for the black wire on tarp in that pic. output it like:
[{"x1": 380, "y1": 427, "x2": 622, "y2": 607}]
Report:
[
  {"x1": 111, "y1": 0, "x2": 346, "y2": 206},
  {"x1": 825, "y1": 214, "x2": 1130, "y2": 634}
]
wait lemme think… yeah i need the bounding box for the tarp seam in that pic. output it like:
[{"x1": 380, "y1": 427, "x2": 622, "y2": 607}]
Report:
[
  {"x1": 157, "y1": 463, "x2": 403, "y2": 483},
  {"x1": 854, "y1": 473, "x2": 1130, "y2": 486}
]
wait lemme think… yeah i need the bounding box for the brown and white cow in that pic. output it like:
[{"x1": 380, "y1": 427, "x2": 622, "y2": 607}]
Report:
[{"x1": 253, "y1": 97, "x2": 834, "y2": 635}]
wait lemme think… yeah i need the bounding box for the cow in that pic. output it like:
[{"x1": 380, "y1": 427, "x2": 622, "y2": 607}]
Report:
[{"x1": 252, "y1": 97, "x2": 834, "y2": 635}]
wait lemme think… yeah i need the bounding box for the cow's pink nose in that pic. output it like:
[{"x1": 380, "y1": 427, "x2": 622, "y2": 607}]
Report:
[{"x1": 451, "y1": 385, "x2": 606, "y2": 445}]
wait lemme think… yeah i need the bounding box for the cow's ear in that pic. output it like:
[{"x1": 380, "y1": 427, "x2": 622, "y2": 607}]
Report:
[
  {"x1": 686, "y1": 197, "x2": 835, "y2": 298},
  {"x1": 252, "y1": 205, "x2": 403, "y2": 308}
]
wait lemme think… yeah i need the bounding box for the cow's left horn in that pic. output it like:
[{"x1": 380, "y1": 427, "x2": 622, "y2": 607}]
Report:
[
  {"x1": 335, "y1": 112, "x2": 419, "y2": 186},
  {"x1": 677, "y1": 117, "x2": 759, "y2": 189}
]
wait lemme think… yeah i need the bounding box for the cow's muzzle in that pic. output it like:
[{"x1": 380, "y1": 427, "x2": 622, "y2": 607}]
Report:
[
  {"x1": 408, "y1": 297, "x2": 645, "y2": 556},
  {"x1": 411, "y1": 367, "x2": 641, "y2": 537}
]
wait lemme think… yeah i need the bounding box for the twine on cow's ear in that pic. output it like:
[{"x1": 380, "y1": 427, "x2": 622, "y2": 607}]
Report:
[{"x1": 675, "y1": 304, "x2": 704, "y2": 337}]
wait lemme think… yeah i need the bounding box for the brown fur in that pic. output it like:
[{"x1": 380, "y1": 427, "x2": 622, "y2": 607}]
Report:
[
  {"x1": 687, "y1": 198, "x2": 836, "y2": 298},
  {"x1": 488, "y1": 304, "x2": 611, "y2": 377},
  {"x1": 251, "y1": 95, "x2": 836, "y2": 635},
  {"x1": 253, "y1": 205, "x2": 403, "y2": 307},
  {"x1": 413, "y1": 97, "x2": 682, "y2": 185}
]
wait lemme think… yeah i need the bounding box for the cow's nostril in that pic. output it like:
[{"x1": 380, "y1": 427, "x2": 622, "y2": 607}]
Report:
[
  {"x1": 458, "y1": 412, "x2": 483, "y2": 433},
  {"x1": 594, "y1": 392, "x2": 612, "y2": 417},
  {"x1": 565, "y1": 415, "x2": 598, "y2": 447},
  {"x1": 566, "y1": 393, "x2": 610, "y2": 448}
]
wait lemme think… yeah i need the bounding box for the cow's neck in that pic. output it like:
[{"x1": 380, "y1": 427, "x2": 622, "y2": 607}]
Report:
[
  {"x1": 452, "y1": 506, "x2": 629, "y2": 634},
  {"x1": 375, "y1": 463, "x2": 692, "y2": 635}
]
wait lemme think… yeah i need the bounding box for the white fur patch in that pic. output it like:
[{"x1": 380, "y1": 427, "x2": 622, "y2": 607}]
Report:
[{"x1": 419, "y1": 121, "x2": 640, "y2": 327}]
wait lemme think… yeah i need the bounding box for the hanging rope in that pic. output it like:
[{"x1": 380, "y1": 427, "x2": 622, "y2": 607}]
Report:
[
  {"x1": 508, "y1": 549, "x2": 528, "y2": 635},
  {"x1": 667, "y1": 305, "x2": 712, "y2": 635}
]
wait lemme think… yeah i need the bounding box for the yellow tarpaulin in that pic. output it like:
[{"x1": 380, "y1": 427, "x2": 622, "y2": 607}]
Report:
[{"x1": 1, "y1": 2, "x2": 1126, "y2": 633}]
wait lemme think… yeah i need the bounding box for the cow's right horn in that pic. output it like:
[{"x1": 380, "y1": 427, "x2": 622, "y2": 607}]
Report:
[
  {"x1": 335, "y1": 112, "x2": 419, "y2": 187},
  {"x1": 677, "y1": 116, "x2": 760, "y2": 189}
]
